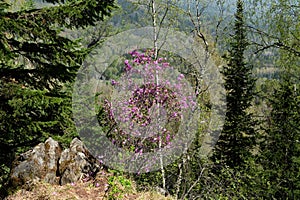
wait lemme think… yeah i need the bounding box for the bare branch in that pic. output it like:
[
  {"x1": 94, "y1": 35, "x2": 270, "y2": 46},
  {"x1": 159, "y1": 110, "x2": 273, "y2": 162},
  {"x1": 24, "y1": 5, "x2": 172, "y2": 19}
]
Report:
[
  {"x1": 247, "y1": 25, "x2": 300, "y2": 56},
  {"x1": 181, "y1": 167, "x2": 206, "y2": 200}
]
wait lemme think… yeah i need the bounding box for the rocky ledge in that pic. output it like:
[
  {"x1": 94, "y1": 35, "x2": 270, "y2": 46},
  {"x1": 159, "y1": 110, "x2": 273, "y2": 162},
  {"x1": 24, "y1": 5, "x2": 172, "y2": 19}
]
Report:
[{"x1": 9, "y1": 137, "x2": 101, "y2": 188}]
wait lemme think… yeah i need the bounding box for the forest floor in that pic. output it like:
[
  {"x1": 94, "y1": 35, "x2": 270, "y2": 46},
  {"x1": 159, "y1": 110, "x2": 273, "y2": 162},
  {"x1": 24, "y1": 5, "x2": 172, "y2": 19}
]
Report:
[{"x1": 5, "y1": 170, "x2": 173, "y2": 200}]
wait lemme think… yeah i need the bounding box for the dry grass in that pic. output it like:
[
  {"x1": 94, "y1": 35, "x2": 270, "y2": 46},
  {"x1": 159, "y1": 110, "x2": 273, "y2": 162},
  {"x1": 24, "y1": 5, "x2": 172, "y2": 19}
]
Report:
[
  {"x1": 6, "y1": 180, "x2": 107, "y2": 200},
  {"x1": 6, "y1": 174, "x2": 174, "y2": 200}
]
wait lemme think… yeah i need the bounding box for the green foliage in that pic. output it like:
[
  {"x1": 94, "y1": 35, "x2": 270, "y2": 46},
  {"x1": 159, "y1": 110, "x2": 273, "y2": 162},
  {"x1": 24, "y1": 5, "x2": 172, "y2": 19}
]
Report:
[
  {"x1": 257, "y1": 68, "x2": 300, "y2": 199},
  {"x1": 0, "y1": 0, "x2": 115, "y2": 197},
  {"x1": 1, "y1": 0, "x2": 299, "y2": 199},
  {"x1": 212, "y1": 0, "x2": 256, "y2": 168},
  {"x1": 250, "y1": 0, "x2": 300, "y2": 198},
  {"x1": 107, "y1": 169, "x2": 134, "y2": 200}
]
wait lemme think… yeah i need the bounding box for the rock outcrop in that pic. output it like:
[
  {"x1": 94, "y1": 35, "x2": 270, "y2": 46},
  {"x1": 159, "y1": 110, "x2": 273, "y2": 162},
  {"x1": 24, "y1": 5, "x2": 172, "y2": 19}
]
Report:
[
  {"x1": 59, "y1": 138, "x2": 100, "y2": 185},
  {"x1": 9, "y1": 137, "x2": 101, "y2": 188}
]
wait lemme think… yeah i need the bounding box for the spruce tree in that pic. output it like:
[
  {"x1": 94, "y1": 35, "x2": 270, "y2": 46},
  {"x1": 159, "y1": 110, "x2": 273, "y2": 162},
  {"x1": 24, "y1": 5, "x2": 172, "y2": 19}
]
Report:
[
  {"x1": 252, "y1": 0, "x2": 300, "y2": 197},
  {"x1": 0, "y1": 0, "x2": 115, "y2": 195},
  {"x1": 258, "y1": 12, "x2": 300, "y2": 196},
  {"x1": 259, "y1": 74, "x2": 300, "y2": 198},
  {"x1": 212, "y1": 0, "x2": 256, "y2": 168}
]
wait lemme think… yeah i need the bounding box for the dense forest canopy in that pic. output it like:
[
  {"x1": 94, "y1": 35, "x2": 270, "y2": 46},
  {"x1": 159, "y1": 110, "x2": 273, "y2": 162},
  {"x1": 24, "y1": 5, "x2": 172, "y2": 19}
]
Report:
[{"x1": 0, "y1": 0, "x2": 299, "y2": 199}]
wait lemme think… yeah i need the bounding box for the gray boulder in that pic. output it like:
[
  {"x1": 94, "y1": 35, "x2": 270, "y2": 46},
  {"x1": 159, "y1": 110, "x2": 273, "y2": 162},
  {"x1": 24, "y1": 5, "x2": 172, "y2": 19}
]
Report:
[
  {"x1": 9, "y1": 137, "x2": 100, "y2": 188},
  {"x1": 10, "y1": 137, "x2": 62, "y2": 187},
  {"x1": 59, "y1": 138, "x2": 100, "y2": 185}
]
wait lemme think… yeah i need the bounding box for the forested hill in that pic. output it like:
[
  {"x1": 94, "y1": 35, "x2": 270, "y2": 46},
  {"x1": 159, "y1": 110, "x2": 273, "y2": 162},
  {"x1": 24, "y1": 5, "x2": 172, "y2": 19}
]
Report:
[
  {"x1": 1, "y1": 0, "x2": 299, "y2": 199},
  {"x1": 110, "y1": 0, "x2": 279, "y2": 79}
]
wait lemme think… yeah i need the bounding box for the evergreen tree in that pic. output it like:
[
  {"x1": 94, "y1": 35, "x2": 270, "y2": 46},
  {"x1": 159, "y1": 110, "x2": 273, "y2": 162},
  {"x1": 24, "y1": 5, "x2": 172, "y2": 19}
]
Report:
[
  {"x1": 251, "y1": 0, "x2": 300, "y2": 197},
  {"x1": 0, "y1": 0, "x2": 115, "y2": 195},
  {"x1": 259, "y1": 74, "x2": 300, "y2": 198},
  {"x1": 212, "y1": 0, "x2": 256, "y2": 168}
]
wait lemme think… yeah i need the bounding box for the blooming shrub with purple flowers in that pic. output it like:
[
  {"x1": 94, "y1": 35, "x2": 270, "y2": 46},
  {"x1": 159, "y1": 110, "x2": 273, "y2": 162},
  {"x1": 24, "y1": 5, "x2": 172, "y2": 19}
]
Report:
[{"x1": 97, "y1": 49, "x2": 197, "y2": 156}]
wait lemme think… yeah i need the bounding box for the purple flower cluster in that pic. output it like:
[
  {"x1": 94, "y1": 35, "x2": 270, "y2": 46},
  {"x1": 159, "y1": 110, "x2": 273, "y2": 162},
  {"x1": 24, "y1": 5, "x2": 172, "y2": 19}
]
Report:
[{"x1": 102, "y1": 49, "x2": 196, "y2": 161}]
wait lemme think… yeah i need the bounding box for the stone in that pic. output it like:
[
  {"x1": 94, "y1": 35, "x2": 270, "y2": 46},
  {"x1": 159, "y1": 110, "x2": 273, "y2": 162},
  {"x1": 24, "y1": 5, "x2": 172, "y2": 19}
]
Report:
[
  {"x1": 10, "y1": 137, "x2": 62, "y2": 187},
  {"x1": 58, "y1": 138, "x2": 100, "y2": 185},
  {"x1": 9, "y1": 137, "x2": 101, "y2": 188}
]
